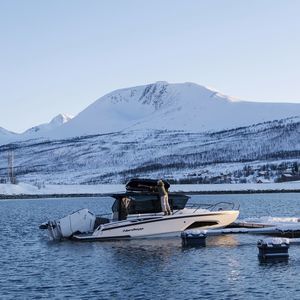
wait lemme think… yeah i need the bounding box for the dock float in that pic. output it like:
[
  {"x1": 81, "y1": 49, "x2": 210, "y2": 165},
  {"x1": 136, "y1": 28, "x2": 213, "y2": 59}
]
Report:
[
  {"x1": 199, "y1": 221, "x2": 300, "y2": 238},
  {"x1": 181, "y1": 222, "x2": 300, "y2": 251}
]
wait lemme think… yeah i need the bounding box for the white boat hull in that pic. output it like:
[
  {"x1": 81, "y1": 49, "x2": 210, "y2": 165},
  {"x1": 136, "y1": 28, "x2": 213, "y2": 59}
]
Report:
[{"x1": 73, "y1": 210, "x2": 239, "y2": 241}]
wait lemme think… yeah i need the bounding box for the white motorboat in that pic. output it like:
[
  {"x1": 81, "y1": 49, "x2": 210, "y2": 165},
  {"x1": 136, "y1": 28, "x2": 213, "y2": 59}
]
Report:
[{"x1": 40, "y1": 179, "x2": 239, "y2": 241}]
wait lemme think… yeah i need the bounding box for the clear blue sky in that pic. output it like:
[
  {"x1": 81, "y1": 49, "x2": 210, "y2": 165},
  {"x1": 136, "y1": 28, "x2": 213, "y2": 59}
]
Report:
[{"x1": 1, "y1": 0, "x2": 300, "y2": 132}]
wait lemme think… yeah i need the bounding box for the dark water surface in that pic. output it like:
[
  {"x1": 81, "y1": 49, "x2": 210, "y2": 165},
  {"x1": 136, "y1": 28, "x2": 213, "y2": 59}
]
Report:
[{"x1": 1, "y1": 193, "x2": 300, "y2": 299}]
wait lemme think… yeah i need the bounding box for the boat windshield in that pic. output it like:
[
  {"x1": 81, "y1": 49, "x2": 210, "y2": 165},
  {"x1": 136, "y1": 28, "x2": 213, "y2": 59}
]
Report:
[{"x1": 111, "y1": 193, "x2": 189, "y2": 221}]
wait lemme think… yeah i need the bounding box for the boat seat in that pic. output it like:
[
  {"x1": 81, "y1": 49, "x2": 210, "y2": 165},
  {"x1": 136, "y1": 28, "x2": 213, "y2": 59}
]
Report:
[{"x1": 94, "y1": 217, "x2": 110, "y2": 229}]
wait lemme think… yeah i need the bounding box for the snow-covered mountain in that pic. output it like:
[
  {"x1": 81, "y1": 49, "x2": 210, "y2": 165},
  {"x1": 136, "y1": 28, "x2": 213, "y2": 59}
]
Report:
[
  {"x1": 22, "y1": 113, "x2": 73, "y2": 137},
  {"x1": 0, "y1": 127, "x2": 17, "y2": 145},
  {"x1": 48, "y1": 81, "x2": 300, "y2": 139},
  {"x1": 1, "y1": 82, "x2": 300, "y2": 142},
  {"x1": 1, "y1": 81, "x2": 300, "y2": 184},
  {"x1": 0, "y1": 113, "x2": 73, "y2": 145}
]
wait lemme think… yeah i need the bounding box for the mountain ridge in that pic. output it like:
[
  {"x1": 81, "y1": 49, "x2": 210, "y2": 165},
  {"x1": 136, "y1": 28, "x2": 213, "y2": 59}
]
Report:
[
  {"x1": 22, "y1": 113, "x2": 73, "y2": 136},
  {"x1": 0, "y1": 81, "x2": 299, "y2": 185},
  {"x1": 1, "y1": 82, "x2": 300, "y2": 144},
  {"x1": 47, "y1": 81, "x2": 300, "y2": 139},
  {"x1": 0, "y1": 113, "x2": 73, "y2": 145}
]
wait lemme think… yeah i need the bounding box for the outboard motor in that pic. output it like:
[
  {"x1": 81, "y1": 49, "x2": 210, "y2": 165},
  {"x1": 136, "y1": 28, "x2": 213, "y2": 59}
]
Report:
[{"x1": 40, "y1": 208, "x2": 96, "y2": 240}]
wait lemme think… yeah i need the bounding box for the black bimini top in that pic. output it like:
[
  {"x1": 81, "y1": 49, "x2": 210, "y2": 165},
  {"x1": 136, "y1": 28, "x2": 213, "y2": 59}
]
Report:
[
  {"x1": 110, "y1": 178, "x2": 188, "y2": 220},
  {"x1": 125, "y1": 178, "x2": 170, "y2": 192},
  {"x1": 111, "y1": 191, "x2": 189, "y2": 217}
]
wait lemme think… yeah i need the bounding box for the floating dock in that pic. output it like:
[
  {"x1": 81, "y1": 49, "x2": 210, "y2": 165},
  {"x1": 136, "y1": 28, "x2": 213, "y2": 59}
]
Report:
[
  {"x1": 182, "y1": 222, "x2": 300, "y2": 260},
  {"x1": 205, "y1": 221, "x2": 300, "y2": 238}
]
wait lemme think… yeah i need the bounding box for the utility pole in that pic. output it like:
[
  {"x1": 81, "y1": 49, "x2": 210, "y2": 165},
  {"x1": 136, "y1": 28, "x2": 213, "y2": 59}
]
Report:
[{"x1": 8, "y1": 151, "x2": 16, "y2": 184}]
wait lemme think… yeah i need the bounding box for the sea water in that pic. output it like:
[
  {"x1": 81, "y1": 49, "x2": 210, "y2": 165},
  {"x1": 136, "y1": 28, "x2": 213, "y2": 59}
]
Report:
[{"x1": 1, "y1": 193, "x2": 300, "y2": 299}]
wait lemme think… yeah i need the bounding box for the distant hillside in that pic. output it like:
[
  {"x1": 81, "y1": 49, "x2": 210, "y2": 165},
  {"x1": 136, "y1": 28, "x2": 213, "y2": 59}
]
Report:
[{"x1": 0, "y1": 116, "x2": 299, "y2": 184}]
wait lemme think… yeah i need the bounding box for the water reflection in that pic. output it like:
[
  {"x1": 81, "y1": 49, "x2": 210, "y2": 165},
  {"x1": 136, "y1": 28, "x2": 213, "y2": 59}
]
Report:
[
  {"x1": 258, "y1": 259, "x2": 290, "y2": 267},
  {"x1": 207, "y1": 235, "x2": 239, "y2": 247},
  {"x1": 108, "y1": 238, "x2": 181, "y2": 268},
  {"x1": 227, "y1": 256, "x2": 241, "y2": 282}
]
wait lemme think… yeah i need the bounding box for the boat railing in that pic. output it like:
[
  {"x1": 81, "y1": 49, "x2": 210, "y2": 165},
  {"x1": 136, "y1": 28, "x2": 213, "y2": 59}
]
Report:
[{"x1": 184, "y1": 201, "x2": 239, "y2": 213}]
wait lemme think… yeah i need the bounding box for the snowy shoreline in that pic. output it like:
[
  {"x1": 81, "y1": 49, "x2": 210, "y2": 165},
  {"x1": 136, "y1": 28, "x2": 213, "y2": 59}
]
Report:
[{"x1": 1, "y1": 182, "x2": 300, "y2": 199}]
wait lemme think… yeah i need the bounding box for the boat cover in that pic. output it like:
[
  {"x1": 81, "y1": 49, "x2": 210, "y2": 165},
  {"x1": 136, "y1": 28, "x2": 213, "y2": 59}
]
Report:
[{"x1": 125, "y1": 178, "x2": 170, "y2": 192}]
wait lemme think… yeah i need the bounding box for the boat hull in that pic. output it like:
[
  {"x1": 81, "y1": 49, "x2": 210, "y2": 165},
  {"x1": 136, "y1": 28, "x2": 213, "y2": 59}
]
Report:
[{"x1": 73, "y1": 210, "x2": 239, "y2": 241}]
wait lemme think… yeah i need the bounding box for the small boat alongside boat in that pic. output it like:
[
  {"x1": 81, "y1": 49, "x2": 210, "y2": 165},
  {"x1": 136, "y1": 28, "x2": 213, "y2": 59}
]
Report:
[{"x1": 40, "y1": 179, "x2": 239, "y2": 241}]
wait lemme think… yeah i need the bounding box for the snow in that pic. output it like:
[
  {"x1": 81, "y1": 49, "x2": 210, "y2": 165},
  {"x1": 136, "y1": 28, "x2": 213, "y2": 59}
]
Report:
[
  {"x1": 0, "y1": 127, "x2": 17, "y2": 144},
  {"x1": 2, "y1": 81, "x2": 298, "y2": 143},
  {"x1": 1, "y1": 182, "x2": 300, "y2": 196},
  {"x1": 0, "y1": 113, "x2": 73, "y2": 145},
  {"x1": 0, "y1": 116, "x2": 298, "y2": 184},
  {"x1": 258, "y1": 238, "x2": 290, "y2": 245},
  {"x1": 0, "y1": 81, "x2": 299, "y2": 185},
  {"x1": 22, "y1": 113, "x2": 73, "y2": 136},
  {"x1": 170, "y1": 182, "x2": 300, "y2": 193},
  {"x1": 48, "y1": 81, "x2": 300, "y2": 139},
  {"x1": 0, "y1": 183, "x2": 41, "y2": 195},
  {"x1": 0, "y1": 183, "x2": 123, "y2": 196}
]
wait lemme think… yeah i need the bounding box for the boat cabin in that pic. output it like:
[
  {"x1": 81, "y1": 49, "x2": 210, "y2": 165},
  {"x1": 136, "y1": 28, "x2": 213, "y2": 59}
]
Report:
[{"x1": 111, "y1": 192, "x2": 189, "y2": 221}]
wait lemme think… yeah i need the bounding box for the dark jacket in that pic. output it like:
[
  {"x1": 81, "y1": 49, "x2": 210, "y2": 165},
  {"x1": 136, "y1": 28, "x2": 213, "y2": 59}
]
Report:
[{"x1": 158, "y1": 185, "x2": 167, "y2": 197}]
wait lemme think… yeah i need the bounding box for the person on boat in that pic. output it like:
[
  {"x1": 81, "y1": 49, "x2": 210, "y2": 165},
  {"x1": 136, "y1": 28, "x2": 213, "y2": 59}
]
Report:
[
  {"x1": 119, "y1": 197, "x2": 131, "y2": 220},
  {"x1": 157, "y1": 180, "x2": 171, "y2": 215}
]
